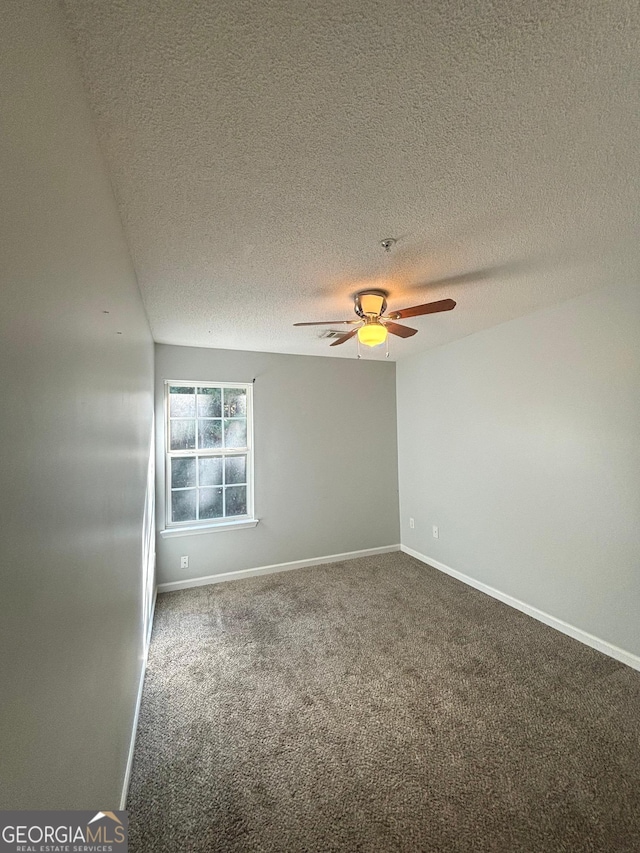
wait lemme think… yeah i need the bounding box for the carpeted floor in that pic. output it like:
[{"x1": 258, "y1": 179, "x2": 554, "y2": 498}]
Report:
[{"x1": 127, "y1": 552, "x2": 640, "y2": 852}]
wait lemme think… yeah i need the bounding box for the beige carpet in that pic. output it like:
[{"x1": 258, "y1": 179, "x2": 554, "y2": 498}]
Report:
[{"x1": 127, "y1": 552, "x2": 640, "y2": 852}]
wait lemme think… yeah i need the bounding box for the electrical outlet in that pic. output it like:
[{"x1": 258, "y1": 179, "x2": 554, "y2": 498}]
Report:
[
  {"x1": 180, "y1": 555, "x2": 189, "y2": 569},
  {"x1": 432, "y1": 526, "x2": 439, "y2": 539},
  {"x1": 409, "y1": 517, "x2": 415, "y2": 529}
]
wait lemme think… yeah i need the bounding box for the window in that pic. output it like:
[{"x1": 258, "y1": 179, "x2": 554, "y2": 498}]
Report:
[{"x1": 165, "y1": 381, "x2": 254, "y2": 528}]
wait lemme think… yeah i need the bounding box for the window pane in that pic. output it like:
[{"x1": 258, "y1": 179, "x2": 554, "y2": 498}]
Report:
[
  {"x1": 224, "y1": 418, "x2": 247, "y2": 448},
  {"x1": 198, "y1": 419, "x2": 222, "y2": 449},
  {"x1": 170, "y1": 419, "x2": 196, "y2": 450},
  {"x1": 171, "y1": 457, "x2": 196, "y2": 488},
  {"x1": 197, "y1": 387, "x2": 221, "y2": 418},
  {"x1": 172, "y1": 489, "x2": 196, "y2": 522},
  {"x1": 199, "y1": 457, "x2": 223, "y2": 486},
  {"x1": 169, "y1": 386, "x2": 195, "y2": 417},
  {"x1": 199, "y1": 487, "x2": 223, "y2": 519},
  {"x1": 225, "y1": 455, "x2": 246, "y2": 485},
  {"x1": 225, "y1": 485, "x2": 247, "y2": 516},
  {"x1": 223, "y1": 388, "x2": 247, "y2": 418}
]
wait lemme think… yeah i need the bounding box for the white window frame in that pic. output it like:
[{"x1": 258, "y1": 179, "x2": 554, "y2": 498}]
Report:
[{"x1": 163, "y1": 380, "x2": 255, "y2": 533}]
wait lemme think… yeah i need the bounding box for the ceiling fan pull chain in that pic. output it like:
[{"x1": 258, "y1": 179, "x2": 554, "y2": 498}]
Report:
[{"x1": 385, "y1": 336, "x2": 390, "y2": 358}]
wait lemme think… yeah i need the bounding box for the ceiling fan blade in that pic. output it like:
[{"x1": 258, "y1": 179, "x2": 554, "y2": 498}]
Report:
[
  {"x1": 330, "y1": 329, "x2": 359, "y2": 347},
  {"x1": 384, "y1": 321, "x2": 418, "y2": 338},
  {"x1": 293, "y1": 319, "x2": 357, "y2": 326},
  {"x1": 386, "y1": 298, "x2": 456, "y2": 320}
]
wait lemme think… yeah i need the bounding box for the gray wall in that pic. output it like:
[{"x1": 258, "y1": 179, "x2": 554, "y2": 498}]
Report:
[
  {"x1": 0, "y1": 2, "x2": 154, "y2": 808},
  {"x1": 156, "y1": 345, "x2": 399, "y2": 584},
  {"x1": 397, "y1": 281, "x2": 640, "y2": 657}
]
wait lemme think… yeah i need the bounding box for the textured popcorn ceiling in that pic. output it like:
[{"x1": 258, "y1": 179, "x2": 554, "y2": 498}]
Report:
[{"x1": 63, "y1": 0, "x2": 640, "y2": 360}]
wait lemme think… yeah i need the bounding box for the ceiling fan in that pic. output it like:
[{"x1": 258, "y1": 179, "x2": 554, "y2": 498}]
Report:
[{"x1": 294, "y1": 290, "x2": 456, "y2": 348}]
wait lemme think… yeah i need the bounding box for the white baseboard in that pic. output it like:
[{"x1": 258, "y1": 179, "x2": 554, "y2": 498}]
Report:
[
  {"x1": 401, "y1": 545, "x2": 640, "y2": 673},
  {"x1": 119, "y1": 587, "x2": 157, "y2": 810},
  {"x1": 157, "y1": 544, "x2": 401, "y2": 593}
]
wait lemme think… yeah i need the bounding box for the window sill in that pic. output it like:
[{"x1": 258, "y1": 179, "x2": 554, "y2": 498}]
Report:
[{"x1": 160, "y1": 519, "x2": 259, "y2": 538}]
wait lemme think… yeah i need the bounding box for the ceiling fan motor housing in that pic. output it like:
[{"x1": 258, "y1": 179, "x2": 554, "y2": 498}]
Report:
[{"x1": 355, "y1": 290, "x2": 387, "y2": 319}]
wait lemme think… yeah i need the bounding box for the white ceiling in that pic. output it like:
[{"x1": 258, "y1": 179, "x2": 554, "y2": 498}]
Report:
[{"x1": 63, "y1": 0, "x2": 640, "y2": 360}]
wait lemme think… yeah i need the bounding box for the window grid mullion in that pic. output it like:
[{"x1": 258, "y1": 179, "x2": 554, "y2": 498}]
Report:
[
  {"x1": 195, "y1": 444, "x2": 200, "y2": 521},
  {"x1": 222, "y1": 452, "x2": 226, "y2": 516},
  {"x1": 222, "y1": 387, "x2": 226, "y2": 451}
]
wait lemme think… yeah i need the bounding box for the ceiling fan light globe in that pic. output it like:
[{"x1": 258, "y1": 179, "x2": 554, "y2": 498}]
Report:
[{"x1": 357, "y1": 322, "x2": 388, "y2": 348}]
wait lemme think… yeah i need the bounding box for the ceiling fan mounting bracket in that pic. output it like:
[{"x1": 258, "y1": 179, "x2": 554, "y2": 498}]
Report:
[{"x1": 354, "y1": 289, "x2": 388, "y2": 319}]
